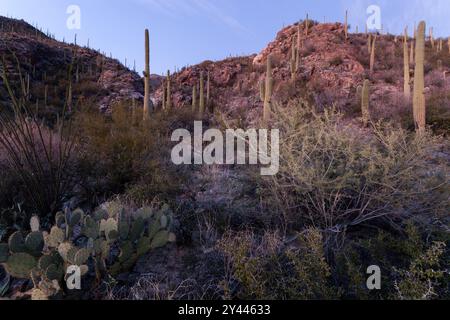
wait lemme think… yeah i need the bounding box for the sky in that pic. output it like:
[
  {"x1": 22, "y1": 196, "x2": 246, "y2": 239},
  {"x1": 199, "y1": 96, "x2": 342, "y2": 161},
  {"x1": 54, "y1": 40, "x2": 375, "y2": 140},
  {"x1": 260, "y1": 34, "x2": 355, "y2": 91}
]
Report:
[{"x1": 1, "y1": 0, "x2": 449, "y2": 75}]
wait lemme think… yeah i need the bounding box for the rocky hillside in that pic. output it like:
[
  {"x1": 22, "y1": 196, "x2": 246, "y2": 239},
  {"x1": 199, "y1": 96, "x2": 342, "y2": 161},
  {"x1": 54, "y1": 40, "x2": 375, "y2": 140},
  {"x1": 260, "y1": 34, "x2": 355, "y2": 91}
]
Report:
[
  {"x1": 156, "y1": 21, "x2": 449, "y2": 126},
  {"x1": 0, "y1": 16, "x2": 147, "y2": 112},
  {"x1": 0, "y1": 16, "x2": 449, "y2": 127}
]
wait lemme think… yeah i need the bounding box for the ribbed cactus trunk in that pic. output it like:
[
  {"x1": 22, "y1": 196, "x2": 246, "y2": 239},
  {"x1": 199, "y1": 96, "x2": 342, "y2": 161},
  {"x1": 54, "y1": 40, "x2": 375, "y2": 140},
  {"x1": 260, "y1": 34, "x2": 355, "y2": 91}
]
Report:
[
  {"x1": 290, "y1": 36, "x2": 297, "y2": 80},
  {"x1": 403, "y1": 30, "x2": 410, "y2": 99},
  {"x1": 410, "y1": 39, "x2": 415, "y2": 65},
  {"x1": 368, "y1": 34, "x2": 372, "y2": 54},
  {"x1": 143, "y1": 29, "x2": 152, "y2": 120},
  {"x1": 296, "y1": 23, "x2": 301, "y2": 71},
  {"x1": 206, "y1": 71, "x2": 210, "y2": 107},
  {"x1": 305, "y1": 14, "x2": 309, "y2": 36},
  {"x1": 199, "y1": 71, "x2": 205, "y2": 116},
  {"x1": 413, "y1": 21, "x2": 426, "y2": 134},
  {"x1": 259, "y1": 80, "x2": 265, "y2": 102},
  {"x1": 370, "y1": 36, "x2": 376, "y2": 73},
  {"x1": 263, "y1": 55, "x2": 273, "y2": 123},
  {"x1": 192, "y1": 85, "x2": 197, "y2": 113},
  {"x1": 162, "y1": 80, "x2": 166, "y2": 110},
  {"x1": 166, "y1": 70, "x2": 172, "y2": 110},
  {"x1": 361, "y1": 79, "x2": 370, "y2": 126}
]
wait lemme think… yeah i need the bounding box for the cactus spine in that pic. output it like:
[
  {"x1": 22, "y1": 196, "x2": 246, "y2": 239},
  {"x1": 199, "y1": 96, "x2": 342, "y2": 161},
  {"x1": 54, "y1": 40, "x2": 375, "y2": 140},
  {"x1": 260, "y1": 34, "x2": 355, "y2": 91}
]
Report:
[
  {"x1": 370, "y1": 35, "x2": 376, "y2": 73},
  {"x1": 413, "y1": 21, "x2": 426, "y2": 134},
  {"x1": 143, "y1": 29, "x2": 152, "y2": 120},
  {"x1": 263, "y1": 55, "x2": 274, "y2": 123},
  {"x1": 166, "y1": 70, "x2": 172, "y2": 110},
  {"x1": 403, "y1": 29, "x2": 410, "y2": 99},
  {"x1": 199, "y1": 71, "x2": 205, "y2": 116},
  {"x1": 361, "y1": 79, "x2": 370, "y2": 126}
]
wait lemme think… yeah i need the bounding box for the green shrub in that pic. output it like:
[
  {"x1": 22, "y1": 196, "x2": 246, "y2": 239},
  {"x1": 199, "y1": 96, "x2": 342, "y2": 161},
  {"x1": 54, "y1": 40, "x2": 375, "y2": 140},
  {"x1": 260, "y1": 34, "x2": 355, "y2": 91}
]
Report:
[
  {"x1": 258, "y1": 101, "x2": 449, "y2": 232},
  {"x1": 218, "y1": 229, "x2": 338, "y2": 300}
]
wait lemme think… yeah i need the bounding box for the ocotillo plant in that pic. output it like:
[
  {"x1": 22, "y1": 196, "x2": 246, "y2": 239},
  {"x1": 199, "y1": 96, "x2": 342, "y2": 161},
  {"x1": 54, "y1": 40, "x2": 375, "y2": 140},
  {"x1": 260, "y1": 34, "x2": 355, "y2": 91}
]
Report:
[
  {"x1": 361, "y1": 79, "x2": 370, "y2": 126},
  {"x1": 403, "y1": 30, "x2": 410, "y2": 99},
  {"x1": 143, "y1": 29, "x2": 153, "y2": 120},
  {"x1": 413, "y1": 21, "x2": 426, "y2": 134},
  {"x1": 166, "y1": 70, "x2": 172, "y2": 110},
  {"x1": 263, "y1": 55, "x2": 274, "y2": 124},
  {"x1": 199, "y1": 71, "x2": 205, "y2": 116},
  {"x1": 192, "y1": 85, "x2": 197, "y2": 113},
  {"x1": 370, "y1": 35, "x2": 376, "y2": 73}
]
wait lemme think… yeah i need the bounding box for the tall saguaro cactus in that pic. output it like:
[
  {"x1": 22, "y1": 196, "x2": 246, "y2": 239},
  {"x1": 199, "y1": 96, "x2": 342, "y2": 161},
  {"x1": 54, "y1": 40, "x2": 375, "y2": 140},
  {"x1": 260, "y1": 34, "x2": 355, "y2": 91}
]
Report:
[
  {"x1": 370, "y1": 35, "x2": 376, "y2": 73},
  {"x1": 305, "y1": 14, "x2": 309, "y2": 36},
  {"x1": 344, "y1": 10, "x2": 348, "y2": 40},
  {"x1": 143, "y1": 29, "x2": 153, "y2": 120},
  {"x1": 206, "y1": 71, "x2": 211, "y2": 108},
  {"x1": 199, "y1": 71, "x2": 205, "y2": 116},
  {"x1": 361, "y1": 79, "x2": 370, "y2": 126},
  {"x1": 166, "y1": 70, "x2": 172, "y2": 110},
  {"x1": 192, "y1": 85, "x2": 197, "y2": 113},
  {"x1": 290, "y1": 36, "x2": 297, "y2": 80},
  {"x1": 403, "y1": 29, "x2": 410, "y2": 99},
  {"x1": 263, "y1": 55, "x2": 274, "y2": 123},
  {"x1": 413, "y1": 21, "x2": 426, "y2": 134}
]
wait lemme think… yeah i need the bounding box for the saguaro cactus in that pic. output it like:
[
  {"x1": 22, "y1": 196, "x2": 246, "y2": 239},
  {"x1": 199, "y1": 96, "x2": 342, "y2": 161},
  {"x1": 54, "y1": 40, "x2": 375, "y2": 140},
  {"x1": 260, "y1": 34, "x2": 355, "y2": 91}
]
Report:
[
  {"x1": 290, "y1": 36, "x2": 297, "y2": 80},
  {"x1": 413, "y1": 21, "x2": 426, "y2": 134},
  {"x1": 344, "y1": 10, "x2": 348, "y2": 40},
  {"x1": 143, "y1": 29, "x2": 153, "y2": 120},
  {"x1": 199, "y1": 71, "x2": 205, "y2": 116},
  {"x1": 305, "y1": 14, "x2": 309, "y2": 36},
  {"x1": 368, "y1": 34, "x2": 372, "y2": 54},
  {"x1": 206, "y1": 71, "x2": 211, "y2": 107},
  {"x1": 161, "y1": 80, "x2": 166, "y2": 110},
  {"x1": 410, "y1": 39, "x2": 415, "y2": 65},
  {"x1": 361, "y1": 79, "x2": 370, "y2": 126},
  {"x1": 166, "y1": 70, "x2": 172, "y2": 110},
  {"x1": 192, "y1": 85, "x2": 197, "y2": 112},
  {"x1": 370, "y1": 35, "x2": 376, "y2": 73},
  {"x1": 259, "y1": 80, "x2": 265, "y2": 102},
  {"x1": 263, "y1": 55, "x2": 274, "y2": 123},
  {"x1": 403, "y1": 30, "x2": 410, "y2": 99}
]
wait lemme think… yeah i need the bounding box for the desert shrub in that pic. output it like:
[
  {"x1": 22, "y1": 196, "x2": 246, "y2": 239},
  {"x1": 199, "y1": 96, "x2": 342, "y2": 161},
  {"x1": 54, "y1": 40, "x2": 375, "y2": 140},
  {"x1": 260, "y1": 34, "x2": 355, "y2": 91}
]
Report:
[
  {"x1": 218, "y1": 229, "x2": 338, "y2": 300},
  {"x1": 335, "y1": 222, "x2": 449, "y2": 300},
  {"x1": 258, "y1": 101, "x2": 449, "y2": 233},
  {"x1": 74, "y1": 104, "x2": 193, "y2": 206}
]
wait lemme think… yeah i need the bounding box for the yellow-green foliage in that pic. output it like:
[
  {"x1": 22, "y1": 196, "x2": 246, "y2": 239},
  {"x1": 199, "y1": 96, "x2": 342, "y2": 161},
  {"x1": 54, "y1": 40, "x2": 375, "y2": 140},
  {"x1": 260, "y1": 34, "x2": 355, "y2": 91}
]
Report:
[
  {"x1": 218, "y1": 229, "x2": 338, "y2": 300},
  {"x1": 258, "y1": 101, "x2": 449, "y2": 231}
]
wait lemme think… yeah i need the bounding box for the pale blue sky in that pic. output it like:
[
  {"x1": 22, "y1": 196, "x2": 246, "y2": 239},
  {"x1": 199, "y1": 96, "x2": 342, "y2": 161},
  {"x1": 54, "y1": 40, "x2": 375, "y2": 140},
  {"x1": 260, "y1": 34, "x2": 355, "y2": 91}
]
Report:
[{"x1": 1, "y1": 0, "x2": 449, "y2": 75}]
